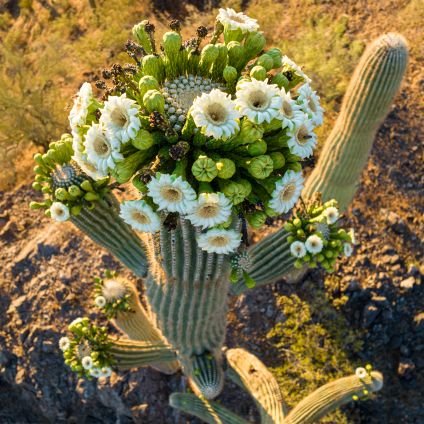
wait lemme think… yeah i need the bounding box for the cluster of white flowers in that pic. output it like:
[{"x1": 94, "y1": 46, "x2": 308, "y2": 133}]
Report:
[
  {"x1": 70, "y1": 87, "x2": 142, "y2": 181},
  {"x1": 191, "y1": 79, "x2": 322, "y2": 159},
  {"x1": 120, "y1": 173, "x2": 241, "y2": 254}
]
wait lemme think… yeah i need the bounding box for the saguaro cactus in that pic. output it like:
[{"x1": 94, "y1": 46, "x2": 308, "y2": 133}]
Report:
[
  {"x1": 30, "y1": 7, "x2": 407, "y2": 419},
  {"x1": 303, "y1": 33, "x2": 409, "y2": 210}
]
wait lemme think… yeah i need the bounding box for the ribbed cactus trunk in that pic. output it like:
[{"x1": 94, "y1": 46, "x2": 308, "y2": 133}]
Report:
[
  {"x1": 141, "y1": 217, "x2": 237, "y2": 397},
  {"x1": 303, "y1": 33, "x2": 408, "y2": 210},
  {"x1": 71, "y1": 193, "x2": 148, "y2": 277}
]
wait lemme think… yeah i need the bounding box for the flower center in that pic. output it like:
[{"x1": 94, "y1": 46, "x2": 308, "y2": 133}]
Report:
[
  {"x1": 296, "y1": 126, "x2": 311, "y2": 145},
  {"x1": 199, "y1": 204, "x2": 220, "y2": 218},
  {"x1": 131, "y1": 210, "x2": 150, "y2": 225},
  {"x1": 110, "y1": 108, "x2": 128, "y2": 127},
  {"x1": 231, "y1": 15, "x2": 246, "y2": 24},
  {"x1": 161, "y1": 186, "x2": 183, "y2": 202},
  {"x1": 206, "y1": 103, "x2": 227, "y2": 124},
  {"x1": 93, "y1": 135, "x2": 111, "y2": 157},
  {"x1": 248, "y1": 90, "x2": 269, "y2": 110},
  {"x1": 282, "y1": 100, "x2": 293, "y2": 117},
  {"x1": 279, "y1": 183, "x2": 296, "y2": 202},
  {"x1": 77, "y1": 342, "x2": 92, "y2": 359},
  {"x1": 210, "y1": 235, "x2": 229, "y2": 247}
]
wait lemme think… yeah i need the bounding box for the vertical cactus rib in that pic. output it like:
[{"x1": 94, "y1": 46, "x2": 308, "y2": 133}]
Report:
[
  {"x1": 110, "y1": 282, "x2": 180, "y2": 374},
  {"x1": 226, "y1": 348, "x2": 286, "y2": 424},
  {"x1": 285, "y1": 371, "x2": 384, "y2": 424},
  {"x1": 303, "y1": 33, "x2": 408, "y2": 210},
  {"x1": 169, "y1": 393, "x2": 249, "y2": 424},
  {"x1": 71, "y1": 194, "x2": 148, "y2": 277}
]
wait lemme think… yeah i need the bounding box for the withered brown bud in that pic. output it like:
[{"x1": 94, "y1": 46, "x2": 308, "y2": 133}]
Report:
[
  {"x1": 169, "y1": 19, "x2": 181, "y2": 32},
  {"x1": 196, "y1": 26, "x2": 208, "y2": 38}
]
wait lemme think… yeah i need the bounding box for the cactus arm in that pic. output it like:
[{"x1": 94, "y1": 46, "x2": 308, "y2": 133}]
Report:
[
  {"x1": 169, "y1": 393, "x2": 249, "y2": 424},
  {"x1": 110, "y1": 282, "x2": 180, "y2": 374},
  {"x1": 230, "y1": 229, "x2": 295, "y2": 295},
  {"x1": 285, "y1": 371, "x2": 384, "y2": 424},
  {"x1": 109, "y1": 338, "x2": 177, "y2": 370},
  {"x1": 226, "y1": 348, "x2": 286, "y2": 424},
  {"x1": 71, "y1": 194, "x2": 148, "y2": 277},
  {"x1": 303, "y1": 33, "x2": 408, "y2": 210}
]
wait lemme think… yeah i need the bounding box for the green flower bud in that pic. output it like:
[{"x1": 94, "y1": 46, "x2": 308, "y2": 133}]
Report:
[
  {"x1": 143, "y1": 90, "x2": 165, "y2": 114},
  {"x1": 238, "y1": 119, "x2": 264, "y2": 142},
  {"x1": 219, "y1": 180, "x2": 246, "y2": 205},
  {"x1": 142, "y1": 55, "x2": 163, "y2": 82},
  {"x1": 269, "y1": 152, "x2": 285, "y2": 169},
  {"x1": 162, "y1": 31, "x2": 182, "y2": 56},
  {"x1": 191, "y1": 156, "x2": 218, "y2": 182},
  {"x1": 227, "y1": 41, "x2": 245, "y2": 70},
  {"x1": 250, "y1": 65, "x2": 267, "y2": 81},
  {"x1": 29, "y1": 201, "x2": 47, "y2": 210},
  {"x1": 68, "y1": 185, "x2": 82, "y2": 198},
  {"x1": 111, "y1": 150, "x2": 152, "y2": 184},
  {"x1": 243, "y1": 155, "x2": 274, "y2": 179},
  {"x1": 266, "y1": 47, "x2": 283, "y2": 68},
  {"x1": 55, "y1": 188, "x2": 69, "y2": 201},
  {"x1": 286, "y1": 161, "x2": 302, "y2": 172},
  {"x1": 284, "y1": 222, "x2": 295, "y2": 232},
  {"x1": 246, "y1": 211, "x2": 267, "y2": 229},
  {"x1": 264, "y1": 204, "x2": 278, "y2": 217},
  {"x1": 223, "y1": 26, "x2": 244, "y2": 43},
  {"x1": 271, "y1": 72, "x2": 290, "y2": 89},
  {"x1": 211, "y1": 43, "x2": 228, "y2": 80},
  {"x1": 216, "y1": 158, "x2": 236, "y2": 179},
  {"x1": 223, "y1": 65, "x2": 238, "y2": 83},
  {"x1": 32, "y1": 182, "x2": 42, "y2": 191},
  {"x1": 132, "y1": 129, "x2": 155, "y2": 150},
  {"x1": 80, "y1": 180, "x2": 95, "y2": 193},
  {"x1": 132, "y1": 20, "x2": 153, "y2": 53},
  {"x1": 294, "y1": 259, "x2": 304, "y2": 269},
  {"x1": 246, "y1": 139, "x2": 267, "y2": 156},
  {"x1": 237, "y1": 178, "x2": 252, "y2": 197},
  {"x1": 293, "y1": 218, "x2": 302, "y2": 228},
  {"x1": 256, "y1": 54, "x2": 274, "y2": 71},
  {"x1": 200, "y1": 44, "x2": 219, "y2": 62},
  {"x1": 132, "y1": 175, "x2": 148, "y2": 193},
  {"x1": 243, "y1": 271, "x2": 256, "y2": 289},
  {"x1": 244, "y1": 32, "x2": 266, "y2": 58},
  {"x1": 138, "y1": 75, "x2": 160, "y2": 99},
  {"x1": 84, "y1": 192, "x2": 99, "y2": 201}
]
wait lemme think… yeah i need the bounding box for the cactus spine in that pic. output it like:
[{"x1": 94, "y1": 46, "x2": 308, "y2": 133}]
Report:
[
  {"x1": 71, "y1": 194, "x2": 148, "y2": 277},
  {"x1": 303, "y1": 33, "x2": 408, "y2": 210}
]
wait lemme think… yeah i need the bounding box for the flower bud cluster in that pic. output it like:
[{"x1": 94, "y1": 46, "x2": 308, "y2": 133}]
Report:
[
  {"x1": 30, "y1": 136, "x2": 110, "y2": 221},
  {"x1": 60, "y1": 318, "x2": 114, "y2": 379},
  {"x1": 285, "y1": 198, "x2": 354, "y2": 272}
]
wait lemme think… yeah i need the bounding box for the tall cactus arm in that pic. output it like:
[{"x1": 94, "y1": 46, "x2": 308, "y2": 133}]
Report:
[
  {"x1": 285, "y1": 371, "x2": 384, "y2": 424},
  {"x1": 109, "y1": 338, "x2": 177, "y2": 370},
  {"x1": 230, "y1": 33, "x2": 408, "y2": 296},
  {"x1": 226, "y1": 348, "x2": 287, "y2": 424},
  {"x1": 169, "y1": 393, "x2": 249, "y2": 424},
  {"x1": 303, "y1": 33, "x2": 408, "y2": 210},
  {"x1": 71, "y1": 194, "x2": 148, "y2": 277}
]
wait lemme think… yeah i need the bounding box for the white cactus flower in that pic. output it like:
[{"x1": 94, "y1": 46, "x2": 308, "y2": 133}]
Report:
[
  {"x1": 50, "y1": 202, "x2": 70, "y2": 222},
  {"x1": 197, "y1": 228, "x2": 241, "y2": 255},
  {"x1": 120, "y1": 200, "x2": 161, "y2": 233},
  {"x1": 290, "y1": 241, "x2": 307, "y2": 258},
  {"x1": 269, "y1": 170, "x2": 304, "y2": 214},
  {"x1": 217, "y1": 8, "x2": 259, "y2": 33},
  {"x1": 305, "y1": 234, "x2": 324, "y2": 254}
]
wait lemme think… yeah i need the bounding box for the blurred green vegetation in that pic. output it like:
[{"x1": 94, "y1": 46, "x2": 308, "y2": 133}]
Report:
[{"x1": 266, "y1": 278, "x2": 364, "y2": 423}]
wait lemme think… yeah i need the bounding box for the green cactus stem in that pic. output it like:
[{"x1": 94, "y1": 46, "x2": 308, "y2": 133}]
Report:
[
  {"x1": 183, "y1": 352, "x2": 225, "y2": 400},
  {"x1": 71, "y1": 193, "x2": 148, "y2": 277},
  {"x1": 141, "y1": 216, "x2": 239, "y2": 397},
  {"x1": 303, "y1": 33, "x2": 408, "y2": 210},
  {"x1": 285, "y1": 371, "x2": 384, "y2": 424},
  {"x1": 230, "y1": 229, "x2": 295, "y2": 295},
  {"x1": 226, "y1": 348, "x2": 287, "y2": 423},
  {"x1": 169, "y1": 393, "x2": 249, "y2": 424},
  {"x1": 109, "y1": 338, "x2": 177, "y2": 370}
]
